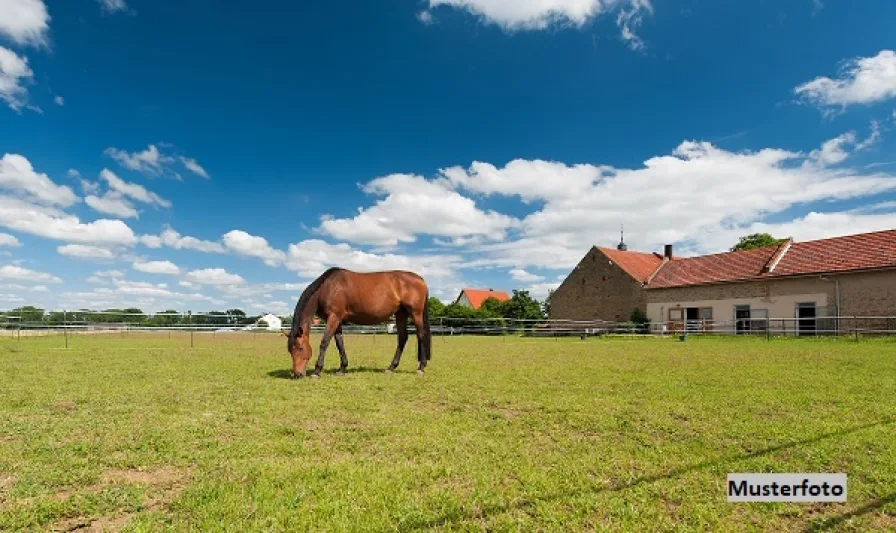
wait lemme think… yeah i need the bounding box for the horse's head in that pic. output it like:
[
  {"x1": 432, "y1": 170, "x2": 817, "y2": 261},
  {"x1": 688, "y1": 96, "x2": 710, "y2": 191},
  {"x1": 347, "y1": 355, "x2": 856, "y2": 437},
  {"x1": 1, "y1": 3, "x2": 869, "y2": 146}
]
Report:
[{"x1": 283, "y1": 327, "x2": 312, "y2": 378}]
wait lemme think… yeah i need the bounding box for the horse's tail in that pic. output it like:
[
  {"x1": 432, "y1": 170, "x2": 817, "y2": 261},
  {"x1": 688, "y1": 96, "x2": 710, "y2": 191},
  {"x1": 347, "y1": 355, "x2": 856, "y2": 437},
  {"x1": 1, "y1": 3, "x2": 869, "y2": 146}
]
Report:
[{"x1": 422, "y1": 289, "x2": 432, "y2": 361}]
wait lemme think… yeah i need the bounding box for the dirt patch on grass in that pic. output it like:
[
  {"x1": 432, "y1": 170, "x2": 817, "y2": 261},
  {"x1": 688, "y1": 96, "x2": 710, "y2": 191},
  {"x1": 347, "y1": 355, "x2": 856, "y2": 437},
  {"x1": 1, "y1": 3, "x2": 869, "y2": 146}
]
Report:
[
  {"x1": 0, "y1": 474, "x2": 16, "y2": 490},
  {"x1": 51, "y1": 465, "x2": 196, "y2": 532}
]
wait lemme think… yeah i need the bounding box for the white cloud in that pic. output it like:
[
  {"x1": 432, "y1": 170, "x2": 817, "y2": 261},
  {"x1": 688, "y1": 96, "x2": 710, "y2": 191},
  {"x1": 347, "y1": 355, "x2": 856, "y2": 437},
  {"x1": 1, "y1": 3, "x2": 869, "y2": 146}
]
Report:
[
  {"x1": 803, "y1": 123, "x2": 880, "y2": 168},
  {"x1": 0, "y1": 0, "x2": 50, "y2": 47},
  {"x1": 99, "y1": 168, "x2": 170, "y2": 207},
  {"x1": 85, "y1": 193, "x2": 139, "y2": 218},
  {"x1": 0, "y1": 232, "x2": 20, "y2": 247},
  {"x1": 318, "y1": 173, "x2": 518, "y2": 246},
  {"x1": 795, "y1": 49, "x2": 896, "y2": 109},
  {"x1": 0, "y1": 153, "x2": 79, "y2": 206},
  {"x1": 184, "y1": 268, "x2": 246, "y2": 287},
  {"x1": 0, "y1": 196, "x2": 137, "y2": 245},
  {"x1": 58, "y1": 244, "x2": 116, "y2": 260},
  {"x1": 141, "y1": 227, "x2": 226, "y2": 253},
  {"x1": 53, "y1": 95, "x2": 63, "y2": 106},
  {"x1": 97, "y1": 0, "x2": 131, "y2": 14},
  {"x1": 0, "y1": 264, "x2": 60, "y2": 283},
  {"x1": 425, "y1": 0, "x2": 653, "y2": 47},
  {"x1": 509, "y1": 268, "x2": 544, "y2": 282},
  {"x1": 104, "y1": 144, "x2": 171, "y2": 176},
  {"x1": 104, "y1": 144, "x2": 205, "y2": 179},
  {"x1": 417, "y1": 10, "x2": 435, "y2": 24},
  {"x1": 179, "y1": 156, "x2": 209, "y2": 179},
  {"x1": 0, "y1": 46, "x2": 36, "y2": 112},
  {"x1": 222, "y1": 230, "x2": 286, "y2": 266},
  {"x1": 87, "y1": 269, "x2": 124, "y2": 284},
  {"x1": 132, "y1": 259, "x2": 180, "y2": 275},
  {"x1": 285, "y1": 239, "x2": 464, "y2": 294},
  {"x1": 339, "y1": 132, "x2": 896, "y2": 272}
]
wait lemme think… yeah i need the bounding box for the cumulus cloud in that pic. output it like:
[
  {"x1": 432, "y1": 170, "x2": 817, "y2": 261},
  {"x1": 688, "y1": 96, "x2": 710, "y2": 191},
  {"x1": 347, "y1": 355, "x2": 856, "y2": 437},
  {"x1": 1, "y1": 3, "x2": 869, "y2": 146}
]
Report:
[
  {"x1": 424, "y1": 0, "x2": 653, "y2": 48},
  {"x1": 0, "y1": 264, "x2": 61, "y2": 283},
  {"x1": 53, "y1": 95, "x2": 63, "y2": 106},
  {"x1": 0, "y1": 0, "x2": 50, "y2": 47},
  {"x1": 85, "y1": 193, "x2": 139, "y2": 218},
  {"x1": 0, "y1": 232, "x2": 20, "y2": 247},
  {"x1": 184, "y1": 268, "x2": 246, "y2": 287},
  {"x1": 57, "y1": 244, "x2": 116, "y2": 260},
  {"x1": 795, "y1": 49, "x2": 896, "y2": 109},
  {"x1": 222, "y1": 230, "x2": 286, "y2": 266},
  {"x1": 99, "y1": 169, "x2": 170, "y2": 207},
  {"x1": 0, "y1": 196, "x2": 137, "y2": 245},
  {"x1": 318, "y1": 173, "x2": 518, "y2": 246},
  {"x1": 0, "y1": 46, "x2": 35, "y2": 111},
  {"x1": 132, "y1": 259, "x2": 180, "y2": 275},
  {"x1": 0, "y1": 153, "x2": 79, "y2": 206},
  {"x1": 140, "y1": 227, "x2": 226, "y2": 253},
  {"x1": 509, "y1": 268, "x2": 544, "y2": 282}
]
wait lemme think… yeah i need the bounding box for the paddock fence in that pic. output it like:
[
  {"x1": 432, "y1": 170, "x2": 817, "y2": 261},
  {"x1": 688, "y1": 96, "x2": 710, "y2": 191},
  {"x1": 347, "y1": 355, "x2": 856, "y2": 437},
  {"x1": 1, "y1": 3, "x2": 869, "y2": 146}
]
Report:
[{"x1": 3, "y1": 309, "x2": 896, "y2": 348}]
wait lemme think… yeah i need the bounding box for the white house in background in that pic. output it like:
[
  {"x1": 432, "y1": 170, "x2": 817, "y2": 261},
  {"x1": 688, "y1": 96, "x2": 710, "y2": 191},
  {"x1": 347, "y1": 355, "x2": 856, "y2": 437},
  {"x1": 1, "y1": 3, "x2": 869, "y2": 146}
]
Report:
[{"x1": 244, "y1": 313, "x2": 283, "y2": 331}]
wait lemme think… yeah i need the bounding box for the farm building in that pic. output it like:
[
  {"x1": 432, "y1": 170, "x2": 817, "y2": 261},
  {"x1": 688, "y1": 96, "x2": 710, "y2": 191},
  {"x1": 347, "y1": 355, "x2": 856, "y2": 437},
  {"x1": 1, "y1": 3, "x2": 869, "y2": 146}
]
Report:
[
  {"x1": 550, "y1": 229, "x2": 896, "y2": 334},
  {"x1": 453, "y1": 288, "x2": 510, "y2": 310}
]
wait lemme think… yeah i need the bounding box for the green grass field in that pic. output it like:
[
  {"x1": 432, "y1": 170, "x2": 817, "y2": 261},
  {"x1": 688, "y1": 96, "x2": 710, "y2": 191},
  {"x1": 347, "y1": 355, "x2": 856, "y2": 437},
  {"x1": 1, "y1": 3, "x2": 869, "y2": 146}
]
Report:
[{"x1": 1, "y1": 332, "x2": 895, "y2": 532}]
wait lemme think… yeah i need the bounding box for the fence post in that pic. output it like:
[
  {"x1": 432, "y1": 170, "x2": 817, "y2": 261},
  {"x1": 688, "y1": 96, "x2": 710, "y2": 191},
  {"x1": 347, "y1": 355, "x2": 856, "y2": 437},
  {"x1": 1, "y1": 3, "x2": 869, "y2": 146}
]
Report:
[
  {"x1": 854, "y1": 316, "x2": 858, "y2": 342},
  {"x1": 766, "y1": 318, "x2": 770, "y2": 341},
  {"x1": 189, "y1": 310, "x2": 193, "y2": 348},
  {"x1": 64, "y1": 309, "x2": 68, "y2": 349}
]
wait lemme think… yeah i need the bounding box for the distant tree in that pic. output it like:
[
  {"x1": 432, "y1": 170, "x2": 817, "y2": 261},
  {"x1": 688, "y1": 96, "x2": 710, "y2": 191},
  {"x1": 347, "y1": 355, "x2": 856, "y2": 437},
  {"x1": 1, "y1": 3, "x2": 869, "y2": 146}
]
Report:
[
  {"x1": 501, "y1": 290, "x2": 543, "y2": 321},
  {"x1": 11, "y1": 306, "x2": 45, "y2": 323},
  {"x1": 542, "y1": 289, "x2": 555, "y2": 319},
  {"x1": 479, "y1": 297, "x2": 505, "y2": 318},
  {"x1": 227, "y1": 309, "x2": 246, "y2": 325},
  {"x1": 122, "y1": 308, "x2": 146, "y2": 323},
  {"x1": 731, "y1": 233, "x2": 787, "y2": 251},
  {"x1": 257, "y1": 319, "x2": 269, "y2": 329},
  {"x1": 426, "y1": 297, "x2": 446, "y2": 319}
]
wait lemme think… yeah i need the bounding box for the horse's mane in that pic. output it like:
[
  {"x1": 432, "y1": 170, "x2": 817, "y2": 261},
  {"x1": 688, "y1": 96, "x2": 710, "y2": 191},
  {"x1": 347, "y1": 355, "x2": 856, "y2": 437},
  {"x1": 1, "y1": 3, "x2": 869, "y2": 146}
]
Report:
[{"x1": 288, "y1": 267, "x2": 341, "y2": 350}]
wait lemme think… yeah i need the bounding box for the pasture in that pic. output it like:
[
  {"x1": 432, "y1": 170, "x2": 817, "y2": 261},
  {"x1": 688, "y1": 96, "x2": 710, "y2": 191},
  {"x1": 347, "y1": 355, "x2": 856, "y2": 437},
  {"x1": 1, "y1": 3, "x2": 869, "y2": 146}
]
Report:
[{"x1": 1, "y1": 333, "x2": 895, "y2": 531}]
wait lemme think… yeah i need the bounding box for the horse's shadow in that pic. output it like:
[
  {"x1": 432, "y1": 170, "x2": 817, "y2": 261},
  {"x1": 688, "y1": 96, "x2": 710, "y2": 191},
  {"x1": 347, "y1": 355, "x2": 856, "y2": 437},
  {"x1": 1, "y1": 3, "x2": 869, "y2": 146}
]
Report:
[{"x1": 266, "y1": 366, "x2": 413, "y2": 379}]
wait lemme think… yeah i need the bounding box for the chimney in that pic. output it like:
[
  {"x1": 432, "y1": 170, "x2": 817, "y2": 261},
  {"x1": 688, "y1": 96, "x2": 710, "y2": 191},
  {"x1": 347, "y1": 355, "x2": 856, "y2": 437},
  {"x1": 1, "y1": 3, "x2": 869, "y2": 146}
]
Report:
[{"x1": 664, "y1": 244, "x2": 673, "y2": 259}]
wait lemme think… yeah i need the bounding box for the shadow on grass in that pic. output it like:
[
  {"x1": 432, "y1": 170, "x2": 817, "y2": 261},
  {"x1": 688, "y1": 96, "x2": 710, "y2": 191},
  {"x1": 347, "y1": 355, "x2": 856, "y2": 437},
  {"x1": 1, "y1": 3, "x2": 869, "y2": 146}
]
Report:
[
  {"x1": 804, "y1": 493, "x2": 896, "y2": 532},
  {"x1": 266, "y1": 366, "x2": 413, "y2": 379},
  {"x1": 404, "y1": 418, "x2": 896, "y2": 530}
]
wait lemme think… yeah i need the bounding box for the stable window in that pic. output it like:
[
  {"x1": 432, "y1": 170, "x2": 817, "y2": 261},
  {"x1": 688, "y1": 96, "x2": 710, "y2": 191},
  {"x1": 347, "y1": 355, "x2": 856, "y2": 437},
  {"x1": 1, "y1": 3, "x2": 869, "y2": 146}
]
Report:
[
  {"x1": 669, "y1": 308, "x2": 683, "y2": 321},
  {"x1": 699, "y1": 307, "x2": 713, "y2": 320}
]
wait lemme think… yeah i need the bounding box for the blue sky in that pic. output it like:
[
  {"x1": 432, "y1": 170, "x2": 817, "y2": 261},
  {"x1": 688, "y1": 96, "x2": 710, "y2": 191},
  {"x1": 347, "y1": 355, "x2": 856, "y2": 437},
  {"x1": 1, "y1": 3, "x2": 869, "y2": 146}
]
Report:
[{"x1": 1, "y1": 0, "x2": 896, "y2": 314}]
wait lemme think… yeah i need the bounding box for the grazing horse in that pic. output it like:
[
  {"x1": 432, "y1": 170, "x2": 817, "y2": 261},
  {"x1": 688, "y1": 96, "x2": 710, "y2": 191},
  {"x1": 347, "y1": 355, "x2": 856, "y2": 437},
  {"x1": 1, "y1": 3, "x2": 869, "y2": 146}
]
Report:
[{"x1": 283, "y1": 267, "x2": 432, "y2": 378}]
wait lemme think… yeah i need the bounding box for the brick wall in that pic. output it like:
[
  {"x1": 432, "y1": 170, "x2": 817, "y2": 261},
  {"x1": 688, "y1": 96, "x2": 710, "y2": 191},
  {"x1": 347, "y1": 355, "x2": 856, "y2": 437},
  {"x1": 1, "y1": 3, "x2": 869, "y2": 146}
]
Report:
[{"x1": 550, "y1": 247, "x2": 647, "y2": 322}]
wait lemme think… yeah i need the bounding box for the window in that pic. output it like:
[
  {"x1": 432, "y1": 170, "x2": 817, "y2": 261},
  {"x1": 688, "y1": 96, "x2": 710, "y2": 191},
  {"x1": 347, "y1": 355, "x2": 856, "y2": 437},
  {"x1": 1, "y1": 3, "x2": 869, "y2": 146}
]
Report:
[
  {"x1": 699, "y1": 307, "x2": 713, "y2": 320},
  {"x1": 669, "y1": 308, "x2": 683, "y2": 321}
]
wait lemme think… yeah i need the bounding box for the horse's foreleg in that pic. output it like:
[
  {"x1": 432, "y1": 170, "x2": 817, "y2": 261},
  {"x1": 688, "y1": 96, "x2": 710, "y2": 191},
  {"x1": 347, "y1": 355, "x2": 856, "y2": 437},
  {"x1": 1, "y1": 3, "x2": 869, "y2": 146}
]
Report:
[
  {"x1": 312, "y1": 316, "x2": 340, "y2": 378},
  {"x1": 334, "y1": 325, "x2": 348, "y2": 375},
  {"x1": 387, "y1": 310, "x2": 408, "y2": 373}
]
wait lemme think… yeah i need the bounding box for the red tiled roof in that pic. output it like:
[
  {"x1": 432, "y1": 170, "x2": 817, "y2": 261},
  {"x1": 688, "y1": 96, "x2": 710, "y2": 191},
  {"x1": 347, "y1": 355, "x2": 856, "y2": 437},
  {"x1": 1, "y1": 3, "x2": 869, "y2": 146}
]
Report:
[
  {"x1": 771, "y1": 229, "x2": 896, "y2": 276},
  {"x1": 647, "y1": 245, "x2": 781, "y2": 288},
  {"x1": 458, "y1": 288, "x2": 510, "y2": 309},
  {"x1": 642, "y1": 229, "x2": 896, "y2": 289},
  {"x1": 596, "y1": 246, "x2": 665, "y2": 283}
]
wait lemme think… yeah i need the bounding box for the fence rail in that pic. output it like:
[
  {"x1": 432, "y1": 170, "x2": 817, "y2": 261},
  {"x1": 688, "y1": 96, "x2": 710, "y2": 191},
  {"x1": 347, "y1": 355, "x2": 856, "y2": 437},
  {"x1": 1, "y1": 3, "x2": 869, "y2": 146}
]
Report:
[{"x1": 3, "y1": 310, "x2": 896, "y2": 344}]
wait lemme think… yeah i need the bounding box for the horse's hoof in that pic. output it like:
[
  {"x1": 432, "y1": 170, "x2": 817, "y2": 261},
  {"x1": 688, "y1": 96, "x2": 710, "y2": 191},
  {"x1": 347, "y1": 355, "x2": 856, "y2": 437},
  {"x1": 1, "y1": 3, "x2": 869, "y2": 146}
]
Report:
[
  {"x1": 416, "y1": 369, "x2": 425, "y2": 375},
  {"x1": 385, "y1": 369, "x2": 393, "y2": 374},
  {"x1": 291, "y1": 373, "x2": 303, "y2": 379},
  {"x1": 310, "y1": 373, "x2": 320, "y2": 379}
]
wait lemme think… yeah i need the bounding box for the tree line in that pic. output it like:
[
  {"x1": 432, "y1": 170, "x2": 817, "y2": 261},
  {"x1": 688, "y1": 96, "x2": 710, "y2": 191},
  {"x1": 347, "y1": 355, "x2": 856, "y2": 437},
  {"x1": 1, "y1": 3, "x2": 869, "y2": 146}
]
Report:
[{"x1": 0, "y1": 307, "x2": 278, "y2": 327}]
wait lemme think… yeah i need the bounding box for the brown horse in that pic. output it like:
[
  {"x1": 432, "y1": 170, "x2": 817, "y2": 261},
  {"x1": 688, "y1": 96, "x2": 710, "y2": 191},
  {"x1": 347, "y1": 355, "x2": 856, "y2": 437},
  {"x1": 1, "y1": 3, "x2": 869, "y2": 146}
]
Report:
[{"x1": 283, "y1": 267, "x2": 432, "y2": 378}]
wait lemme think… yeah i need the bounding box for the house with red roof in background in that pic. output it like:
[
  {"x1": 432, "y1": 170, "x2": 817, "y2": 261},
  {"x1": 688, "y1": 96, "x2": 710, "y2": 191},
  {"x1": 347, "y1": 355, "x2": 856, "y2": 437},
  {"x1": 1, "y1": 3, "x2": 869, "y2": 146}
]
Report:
[
  {"x1": 550, "y1": 229, "x2": 896, "y2": 335},
  {"x1": 454, "y1": 288, "x2": 511, "y2": 310}
]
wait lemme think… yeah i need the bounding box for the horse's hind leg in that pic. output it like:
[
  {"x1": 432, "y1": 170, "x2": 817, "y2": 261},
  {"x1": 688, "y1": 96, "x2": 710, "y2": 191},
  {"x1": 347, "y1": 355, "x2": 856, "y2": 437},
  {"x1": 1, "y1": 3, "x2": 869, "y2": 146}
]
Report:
[
  {"x1": 411, "y1": 308, "x2": 428, "y2": 375},
  {"x1": 386, "y1": 309, "x2": 408, "y2": 373},
  {"x1": 334, "y1": 325, "x2": 348, "y2": 375}
]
